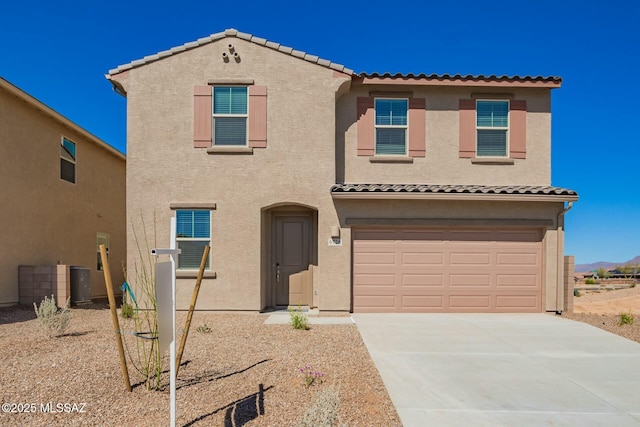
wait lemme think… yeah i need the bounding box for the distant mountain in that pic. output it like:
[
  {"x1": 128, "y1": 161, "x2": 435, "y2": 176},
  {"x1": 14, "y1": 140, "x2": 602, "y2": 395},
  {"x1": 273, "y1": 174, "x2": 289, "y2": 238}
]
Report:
[{"x1": 576, "y1": 255, "x2": 640, "y2": 272}]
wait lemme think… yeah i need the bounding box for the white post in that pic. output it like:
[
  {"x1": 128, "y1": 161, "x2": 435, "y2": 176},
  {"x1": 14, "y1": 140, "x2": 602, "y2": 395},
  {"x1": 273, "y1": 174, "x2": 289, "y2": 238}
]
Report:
[
  {"x1": 151, "y1": 216, "x2": 179, "y2": 427},
  {"x1": 169, "y1": 216, "x2": 177, "y2": 427}
]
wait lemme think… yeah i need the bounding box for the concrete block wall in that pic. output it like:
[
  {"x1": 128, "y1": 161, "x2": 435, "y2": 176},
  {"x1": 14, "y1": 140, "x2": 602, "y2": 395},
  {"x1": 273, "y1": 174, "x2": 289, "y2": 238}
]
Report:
[
  {"x1": 564, "y1": 256, "x2": 575, "y2": 311},
  {"x1": 18, "y1": 265, "x2": 70, "y2": 306}
]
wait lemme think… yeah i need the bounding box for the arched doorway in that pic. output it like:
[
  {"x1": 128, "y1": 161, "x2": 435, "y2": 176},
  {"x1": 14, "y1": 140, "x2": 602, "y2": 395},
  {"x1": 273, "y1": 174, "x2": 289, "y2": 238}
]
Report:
[{"x1": 262, "y1": 204, "x2": 318, "y2": 309}]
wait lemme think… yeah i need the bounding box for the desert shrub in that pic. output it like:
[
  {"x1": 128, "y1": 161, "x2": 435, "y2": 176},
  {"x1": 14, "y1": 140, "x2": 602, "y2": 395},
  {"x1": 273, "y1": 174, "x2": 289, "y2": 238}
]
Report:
[
  {"x1": 33, "y1": 295, "x2": 71, "y2": 338},
  {"x1": 289, "y1": 305, "x2": 310, "y2": 330},
  {"x1": 585, "y1": 278, "x2": 597, "y2": 285},
  {"x1": 299, "y1": 365, "x2": 325, "y2": 387},
  {"x1": 120, "y1": 213, "x2": 163, "y2": 391},
  {"x1": 121, "y1": 302, "x2": 135, "y2": 319},
  {"x1": 297, "y1": 387, "x2": 345, "y2": 427},
  {"x1": 196, "y1": 323, "x2": 212, "y2": 334},
  {"x1": 619, "y1": 312, "x2": 634, "y2": 326},
  {"x1": 573, "y1": 288, "x2": 581, "y2": 297}
]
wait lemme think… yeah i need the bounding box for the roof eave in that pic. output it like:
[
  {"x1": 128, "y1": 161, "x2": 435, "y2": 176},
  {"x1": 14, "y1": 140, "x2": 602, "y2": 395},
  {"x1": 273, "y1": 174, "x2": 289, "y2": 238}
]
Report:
[
  {"x1": 105, "y1": 74, "x2": 127, "y2": 97},
  {"x1": 0, "y1": 77, "x2": 125, "y2": 161},
  {"x1": 331, "y1": 192, "x2": 578, "y2": 202}
]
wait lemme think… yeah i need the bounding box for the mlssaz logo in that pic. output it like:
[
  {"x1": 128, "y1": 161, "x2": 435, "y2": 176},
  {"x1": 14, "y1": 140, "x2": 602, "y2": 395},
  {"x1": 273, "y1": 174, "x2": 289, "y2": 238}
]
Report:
[{"x1": 40, "y1": 402, "x2": 87, "y2": 413}]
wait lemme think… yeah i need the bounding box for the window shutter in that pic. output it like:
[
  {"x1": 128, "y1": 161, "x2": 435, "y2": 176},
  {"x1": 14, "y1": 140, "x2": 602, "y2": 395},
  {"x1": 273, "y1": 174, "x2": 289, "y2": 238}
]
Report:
[
  {"x1": 459, "y1": 99, "x2": 475, "y2": 158},
  {"x1": 509, "y1": 100, "x2": 527, "y2": 159},
  {"x1": 408, "y1": 98, "x2": 426, "y2": 157},
  {"x1": 357, "y1": 97, "x2": 375, "y2": 156},
  {"x1": 194, "y1": 86, "x2": 212, "y2": 148},
  {"x1": 248, "y1": 85, "x2": 267, "y2": 148}
]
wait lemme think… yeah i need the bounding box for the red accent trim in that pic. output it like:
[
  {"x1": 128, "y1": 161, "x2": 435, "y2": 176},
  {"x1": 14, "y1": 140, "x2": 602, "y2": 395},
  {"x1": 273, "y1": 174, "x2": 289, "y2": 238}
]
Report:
[
  {"x1": 357, "y1": 97, "x2": 375, "y2": 156},
  {"x1": 459, "y1": 99, "x2": 475, "y2": 158},
  {"x1": 408, "y1": 98, "x2": 426, "y2": 157},
  {"x1": 510, "y1": 100, "x2": 527, "y2": 159},
  {"x1": 248, "y1": 85, "x2": 267, "y2": 148},
  {"x1": 194, "y1": 86, "x2": 212, "y2": 148}
]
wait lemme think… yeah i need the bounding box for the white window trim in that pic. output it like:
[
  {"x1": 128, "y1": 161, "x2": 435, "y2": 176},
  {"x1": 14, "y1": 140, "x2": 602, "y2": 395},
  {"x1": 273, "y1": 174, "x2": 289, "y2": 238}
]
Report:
[
  {"x1": 374, "y1": 98, "x2": 409, "y2": 156},
  {"x1": 175, "y1": 210, "x2": 212, "y2": 271},
  {"x1": 60, "y1": 136, "x2": 77, "y2": 183},
  {"x1": 476, "y1": 99, "x2": 509, "y2": 158},
  {"x1": 211, "y1": 86, "x2": 249, "y2": 147}
]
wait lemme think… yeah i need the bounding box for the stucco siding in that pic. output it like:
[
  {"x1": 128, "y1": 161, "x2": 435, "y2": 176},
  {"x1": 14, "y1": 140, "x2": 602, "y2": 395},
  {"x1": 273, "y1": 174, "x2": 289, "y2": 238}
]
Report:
[
  {"x1": 112, "y1": 33, "x2": 569, "y2": 313},
  {"x1": 339, "y1": 87, "x2": 552, "y2": 186},
  {"x1": 0, "y1": 86, "x2": 126, "y2": 306},
  {"x1": 118, "y1": 38, "x2": 350, "y2": 310}
]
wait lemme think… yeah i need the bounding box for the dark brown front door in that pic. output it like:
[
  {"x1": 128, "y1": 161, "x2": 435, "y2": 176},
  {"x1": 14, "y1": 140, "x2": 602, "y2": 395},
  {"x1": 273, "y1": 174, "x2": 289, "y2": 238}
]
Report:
[{"x1": 274, "y1": 214, "x2": 312, "y2": 306}]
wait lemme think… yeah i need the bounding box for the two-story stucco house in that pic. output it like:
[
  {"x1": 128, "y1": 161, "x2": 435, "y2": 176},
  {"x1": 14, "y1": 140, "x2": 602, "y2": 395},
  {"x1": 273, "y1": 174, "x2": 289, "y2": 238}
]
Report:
[
  {"x1": 0, "y1": 77, "x2": 126, "y2": 307},
  {"x1": 107, "y1": 29, "x2": 577, "y2": 313}
]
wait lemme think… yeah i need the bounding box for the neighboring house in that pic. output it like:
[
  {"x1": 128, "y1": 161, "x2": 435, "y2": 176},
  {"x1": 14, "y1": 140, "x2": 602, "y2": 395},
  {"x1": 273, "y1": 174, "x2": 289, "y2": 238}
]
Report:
[
  {"x1": 106, "y1": 29, "x2": 577, "y2": 313},
  {"x1": 0, "y1": 77, "x2": 126, "y2": 307}
]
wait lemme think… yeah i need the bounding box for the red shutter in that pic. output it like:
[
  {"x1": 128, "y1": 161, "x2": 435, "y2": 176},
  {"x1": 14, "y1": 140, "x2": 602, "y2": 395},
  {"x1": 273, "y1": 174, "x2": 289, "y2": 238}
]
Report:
[
  {"x1": 408, "y1": 98, "x2": 426, "y2": 157},
  {"x1": 357, "y1": 97, "x2": 375, "y2": 156},
  {"x1": 193, "y1": 86, "x2": 212, "y2": 148},
  {"x1": 249, "y1": 85, "x2": 267, "y2": 148},
  {"x1": 510, "y1": 100, "x2": 527, "y2": 159},
  {"x1": 459, "y1": 99, "x2": 476, "y2": 158}
]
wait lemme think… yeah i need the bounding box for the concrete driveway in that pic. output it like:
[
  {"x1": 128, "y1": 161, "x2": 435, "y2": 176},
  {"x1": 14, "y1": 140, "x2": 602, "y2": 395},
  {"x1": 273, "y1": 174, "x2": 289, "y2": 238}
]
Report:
[{"x1": 353, "y1": 314, "x2": 640, "y2": 427}]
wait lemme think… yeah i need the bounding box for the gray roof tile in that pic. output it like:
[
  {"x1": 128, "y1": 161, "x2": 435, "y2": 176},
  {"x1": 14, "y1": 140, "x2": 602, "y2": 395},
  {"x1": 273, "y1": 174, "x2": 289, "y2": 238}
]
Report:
[
  {"x1": 265, "y1": 41, "x2": 280, "y2": 49},
  {"x1": 252, "y1": 36, "x2": 268, "y2": 45},
  {"x1": 331, "y1": 183, "x2": 577, "y2": 197}
]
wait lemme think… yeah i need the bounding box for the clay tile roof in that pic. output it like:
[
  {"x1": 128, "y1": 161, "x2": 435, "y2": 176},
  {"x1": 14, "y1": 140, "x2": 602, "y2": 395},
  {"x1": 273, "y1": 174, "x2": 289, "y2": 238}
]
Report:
[
  {"x1": 358, "y1": 72, "x2": 562, "y2": 84},
  {"x1": 330, "y1": 183, "x2": 577, "y2": 197},
  {"x1": 107, "y1": 28, "x2": 355, "y2": 76}
]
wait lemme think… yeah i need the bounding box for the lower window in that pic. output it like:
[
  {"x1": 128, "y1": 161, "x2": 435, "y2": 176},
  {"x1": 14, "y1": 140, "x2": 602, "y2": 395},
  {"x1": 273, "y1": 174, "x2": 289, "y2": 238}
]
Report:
[{"x1": 176, "y1": 210, "x2": 211, "y2": 269}]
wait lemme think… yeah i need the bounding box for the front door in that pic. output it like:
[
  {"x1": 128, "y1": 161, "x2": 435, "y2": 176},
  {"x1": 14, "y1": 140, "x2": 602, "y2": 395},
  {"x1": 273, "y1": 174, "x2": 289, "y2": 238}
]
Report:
[{"x1": 273, "y1": 214, "x2": 312, "y2": 306}]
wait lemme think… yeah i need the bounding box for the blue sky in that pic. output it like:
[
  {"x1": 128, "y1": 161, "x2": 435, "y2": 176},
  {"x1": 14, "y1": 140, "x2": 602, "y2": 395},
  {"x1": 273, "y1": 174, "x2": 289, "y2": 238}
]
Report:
[{"x1": 1, "y1": 0, "x2": 638, "y2": 265}]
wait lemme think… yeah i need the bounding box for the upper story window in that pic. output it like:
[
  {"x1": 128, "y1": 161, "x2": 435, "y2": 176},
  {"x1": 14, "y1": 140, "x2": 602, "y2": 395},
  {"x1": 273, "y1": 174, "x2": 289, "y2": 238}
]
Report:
[
  {"x1": 194, "y1": 84, "x2": 267, "y2": 151},
  {"x1": 375, "y1": 99, "x2": 408, "y2": 155},
  {"x1": 213, "y1": 86, "x2": 248, "y2": 146},
  {"x1": 476, "y1": 100, "x2": 509, "y2": 157},
  {"x1": 176, "y1": 210, "x2": 211, "y2": 270},
  {"x1": 60, "y1": 137, "x2": 76, "y2": 183}
]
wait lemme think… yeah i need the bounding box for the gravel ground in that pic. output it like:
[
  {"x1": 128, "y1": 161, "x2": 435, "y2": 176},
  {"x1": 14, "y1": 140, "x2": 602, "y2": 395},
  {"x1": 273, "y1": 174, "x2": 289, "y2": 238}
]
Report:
[
  {"x1": 561, "y1": 286, "x2": 640, "y2": 344},
  {"x1": 0, "y1": 305, "x2": 401, "y2": 426},
  {"x1": 3, "y1": 288, "x2": 638, "y2": 426}
]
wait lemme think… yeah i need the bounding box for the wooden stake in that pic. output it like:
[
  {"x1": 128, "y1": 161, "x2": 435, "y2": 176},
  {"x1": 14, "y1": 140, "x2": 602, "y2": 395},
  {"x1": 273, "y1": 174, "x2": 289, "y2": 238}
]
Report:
[
  {"x1": 100, "y1": 244, "x2": 132, "y2": 392},
  {"x1": 176, "y1": 245, "x2": 210, "y2": 377}
]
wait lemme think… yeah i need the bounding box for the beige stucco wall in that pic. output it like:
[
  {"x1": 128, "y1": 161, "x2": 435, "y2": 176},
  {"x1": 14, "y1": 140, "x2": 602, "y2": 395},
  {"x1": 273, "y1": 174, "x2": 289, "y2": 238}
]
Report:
[
  {"x1": 113, "y1": 35, "x2": 565, "y2": 312},
  {"x1": 0, "y1": 86, "x2": 126, "y2": 306},
  {"x1": 114, "y1": 38, "x2": 351, "y2": 310},
  {"x1": 337, "y1": 86, "x2": 552, "y2": 185}
]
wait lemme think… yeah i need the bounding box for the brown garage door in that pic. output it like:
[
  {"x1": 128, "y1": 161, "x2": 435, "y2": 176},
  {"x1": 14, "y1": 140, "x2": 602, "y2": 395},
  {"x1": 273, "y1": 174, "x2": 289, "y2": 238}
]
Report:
[{"x1": 353, "y1": 228, "x2": 542, "y2": 313}]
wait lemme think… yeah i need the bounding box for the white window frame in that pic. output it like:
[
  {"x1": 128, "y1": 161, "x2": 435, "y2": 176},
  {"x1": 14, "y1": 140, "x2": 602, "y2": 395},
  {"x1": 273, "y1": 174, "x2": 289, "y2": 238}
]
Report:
[
  {"x1": 175, "y1": 210, "x2": 211, "y2": 270},
  {"x1": 374, "y1": 98, "x2": 408, "y2": 156},
  {"x1": 60, "y1": 136, "x2": 77, "y2": 183},
  {"x1": 476, "y1": 99, "x2": 509, "y2": 157},
  {"x1": 212, "y1": 86, "x2": 249, "y2": 146}
]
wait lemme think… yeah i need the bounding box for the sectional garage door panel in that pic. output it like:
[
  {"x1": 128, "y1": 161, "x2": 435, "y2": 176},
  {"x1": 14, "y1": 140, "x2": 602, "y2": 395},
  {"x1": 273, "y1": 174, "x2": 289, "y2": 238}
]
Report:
[{"x1": 353, "y1": 229, "x2": 542, "y2": 313}]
